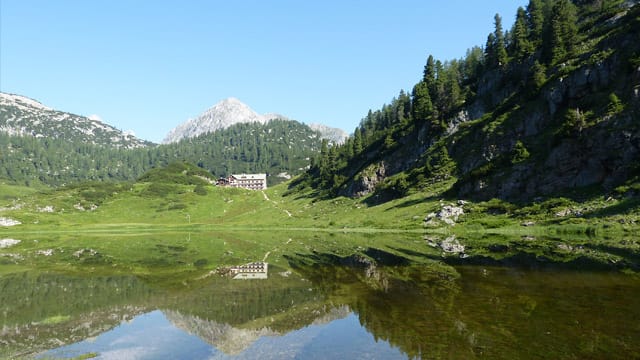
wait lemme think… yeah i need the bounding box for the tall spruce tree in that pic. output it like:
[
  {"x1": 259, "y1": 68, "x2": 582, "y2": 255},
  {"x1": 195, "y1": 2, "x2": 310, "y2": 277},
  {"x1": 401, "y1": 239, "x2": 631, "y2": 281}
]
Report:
[
  {"x1": 494, "y1": 14, "x2": 509, "y2": 66},
  {"x1": 423, "y1": 55, "x2": 438, "y2": 101},
  {"x1": 512, "y1": 7, "x2": 532, "y2": 60},
  {"x1": 526, "y1": 0, "x2": 546, "y2": 43},
  {"x1": 411, "y1": 81, "x2": 433, "y2": 122},
  {"x1": 484, "y1": 14, "x2": 509, "y2": 68},
  {"x1": 547, "y1": 0, "x2": 578, "y2": 64}
]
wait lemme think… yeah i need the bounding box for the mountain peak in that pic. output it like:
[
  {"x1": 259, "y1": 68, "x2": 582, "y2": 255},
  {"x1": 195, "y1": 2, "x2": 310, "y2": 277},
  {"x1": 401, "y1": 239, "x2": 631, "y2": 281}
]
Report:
[
  {"x1": 0, "y1": 91, "x2": 149, "y2": 149},
  {"x1": 309, "y1": 123, "x2": 348, "y2": 145},
  {"x1": 220, "y1": 97, "x2": 243, "y2": 104},
  {"x1": 162, "y1": 98, "x2": 283, "y2": 144},
  {"x1": 0, "y1": 92, "x2": 52, "y2": 111}
]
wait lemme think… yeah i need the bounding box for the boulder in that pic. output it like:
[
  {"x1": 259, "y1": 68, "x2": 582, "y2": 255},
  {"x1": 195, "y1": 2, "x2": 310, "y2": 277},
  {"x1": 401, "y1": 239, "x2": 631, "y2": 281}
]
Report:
[
  {"x1": 424, "y1": 203, "x2": 465, "y2": 226},
  {"x1": 440, "y1": 236, "x2": 465, "y2": 254},
  {"x1": 0, "y1": 238, "x2": 21, "y2": 248},
  {"x1": 0, "y1": 217, "x2": 21, "y2": 227}
]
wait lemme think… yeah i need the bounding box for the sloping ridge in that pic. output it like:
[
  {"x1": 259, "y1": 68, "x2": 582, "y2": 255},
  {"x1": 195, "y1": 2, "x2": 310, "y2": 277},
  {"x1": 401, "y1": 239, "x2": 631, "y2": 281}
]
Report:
[{"x1": 0, "y1": 92, "x2": 149, "y2": 149}]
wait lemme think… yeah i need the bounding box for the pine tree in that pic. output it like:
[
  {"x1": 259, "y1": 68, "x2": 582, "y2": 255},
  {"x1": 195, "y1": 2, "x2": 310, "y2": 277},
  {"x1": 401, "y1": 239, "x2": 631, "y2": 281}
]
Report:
[
  {"x1": 547, "y1": 0, "x2": 578, "y2": 64},
  {"x1": 512, "y1": 7, "x2": 532, "y2": 60},
  {"x1": 494, "y1": 14, "x2": 509, "y2": 66},
  {"x1": 411, "y1": 81, "x2": 433, "y2": 122},
  {"x1": 526, "y1": 0, "x2": 546, "y2": 42},
  {"x1": 485, "y1": 32, "x2": 497, "y2": 68},
  {"x1": 442, "y1": 60, "x2": 462, "y2": 111},
  {"x1": 484, "y1": 14, "x2": 509, "y2": 68},
  {"x1": 529, "y1": 60, "x2": 547, "y2": 94},
  {"x1": 423, "y1": 55, "x2": 438, "y2": 101},
  {"x1": 353, "y1": 128, "x2": 364, "y2": 155}
]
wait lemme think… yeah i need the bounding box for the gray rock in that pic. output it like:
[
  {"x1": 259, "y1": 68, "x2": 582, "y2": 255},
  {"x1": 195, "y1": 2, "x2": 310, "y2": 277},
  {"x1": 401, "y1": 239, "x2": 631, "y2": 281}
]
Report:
[
  {"x1": 0, "y1": 217, "x2": 21, "y2": 226},
  {"x1": 424, "y1": 204, "x2": 465, "y2": 226},
  {"x1": 440, "y1": 236, "x2": 465, "y2": 254},
  {"x1": 0, "y1": 238, "x2": 21, "y2": 248}
]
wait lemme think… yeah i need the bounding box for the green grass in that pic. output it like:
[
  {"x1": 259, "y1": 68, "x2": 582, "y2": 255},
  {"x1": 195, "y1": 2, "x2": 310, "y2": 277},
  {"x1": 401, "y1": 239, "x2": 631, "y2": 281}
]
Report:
[
  {"x1": 40, "y1": 314, "x2": 71, "y2": 325},
  {"x1": 0, "y1": 183, "x2": 40, "y2": 202},
  {"x1": 1, "y1": 177, "x2": 639, "y2": 276}
]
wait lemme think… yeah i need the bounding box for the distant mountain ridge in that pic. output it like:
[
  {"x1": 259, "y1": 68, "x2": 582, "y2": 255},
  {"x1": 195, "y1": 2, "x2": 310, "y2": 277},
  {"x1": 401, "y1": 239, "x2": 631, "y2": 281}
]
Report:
[
  {"x1": 0, "y1": 92, "x2": 150, "y2": 149},
  {"x1": 163, "y1": 97, "x2": 348, "y2": 145},
  {"x1": 309, "y1": 123, "x2": 348, "y2": 144},
  {"x1": 162, "y1": 97, "x2": 286, "y2": 144}
]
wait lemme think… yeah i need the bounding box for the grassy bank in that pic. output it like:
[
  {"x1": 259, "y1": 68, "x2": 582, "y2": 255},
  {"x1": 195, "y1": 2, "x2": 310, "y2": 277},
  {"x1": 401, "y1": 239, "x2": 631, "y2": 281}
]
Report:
[{"x1": 1, "y1": 179, "x2": 639, "y2": 275}]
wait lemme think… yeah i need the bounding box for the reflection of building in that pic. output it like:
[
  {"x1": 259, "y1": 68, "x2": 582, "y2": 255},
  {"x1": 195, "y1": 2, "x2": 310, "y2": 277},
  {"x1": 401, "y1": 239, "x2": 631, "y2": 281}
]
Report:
[
  {"x1": 230, "y1": 262, "x2": 268, "y2": 279},
  {"x1": 218, "y1": 174, "x2": 267, "y2": 190}
]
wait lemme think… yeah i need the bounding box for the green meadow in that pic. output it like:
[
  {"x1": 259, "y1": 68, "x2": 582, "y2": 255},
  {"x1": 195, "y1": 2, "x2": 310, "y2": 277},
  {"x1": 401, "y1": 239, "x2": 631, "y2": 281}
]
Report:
[{"x1": 2, "y1": 172, "x2": 639, "y2": 278}]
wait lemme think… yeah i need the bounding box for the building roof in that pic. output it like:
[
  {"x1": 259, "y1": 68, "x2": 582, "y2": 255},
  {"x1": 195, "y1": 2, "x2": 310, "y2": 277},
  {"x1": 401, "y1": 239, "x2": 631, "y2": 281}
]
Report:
[{"x1": 230, "y1": 173, "x2": 267, "y2": 181}]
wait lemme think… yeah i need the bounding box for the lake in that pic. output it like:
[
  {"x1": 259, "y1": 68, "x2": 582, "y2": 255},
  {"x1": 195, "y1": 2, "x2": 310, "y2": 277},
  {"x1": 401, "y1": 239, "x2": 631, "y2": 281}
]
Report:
[{"x1": 2, "y1": 258, "x2": 639, "y2": 359}]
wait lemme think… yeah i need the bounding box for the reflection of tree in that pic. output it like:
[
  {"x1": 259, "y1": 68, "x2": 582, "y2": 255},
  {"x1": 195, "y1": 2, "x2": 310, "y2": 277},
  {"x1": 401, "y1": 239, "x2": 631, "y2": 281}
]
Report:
[
  {"x1": 300, "y1": 262, "x2": 640, "y2": 360},
  {"x1": 0, "y1": 271, "x2": 156, "y2": 358},
  {"x1": 296, "y1": 262, "x2": 473, "y2": 359}
]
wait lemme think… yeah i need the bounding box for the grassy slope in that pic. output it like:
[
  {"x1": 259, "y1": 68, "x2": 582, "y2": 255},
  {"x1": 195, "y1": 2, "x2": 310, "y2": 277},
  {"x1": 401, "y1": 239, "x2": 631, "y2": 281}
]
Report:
[
  {"x1": 1, "y1": 181, "x2": 639, "y2": 275},
  {"x1": 1, "y1": 182, "x2": 432, "y2": 231}
]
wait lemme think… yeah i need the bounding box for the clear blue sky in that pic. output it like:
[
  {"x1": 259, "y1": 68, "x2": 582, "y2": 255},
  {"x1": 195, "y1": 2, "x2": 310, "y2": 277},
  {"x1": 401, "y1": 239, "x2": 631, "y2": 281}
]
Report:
[{"x1": 1, "y1": 0, "x2": 526, "y2": 143}]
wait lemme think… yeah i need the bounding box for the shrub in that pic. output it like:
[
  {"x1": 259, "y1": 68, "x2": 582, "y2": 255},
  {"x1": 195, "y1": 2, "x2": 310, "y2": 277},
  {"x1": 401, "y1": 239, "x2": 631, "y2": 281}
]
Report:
[
  {"x1": 194, "y1": 184, "x2": 208, "y2": 196},
  {"x1": 142, "y1": 183, "x2": 177, "y2": 198},
  {"x1": 607, "y1": 93, "x2": 624, "y2": 115},
  {"x1": 194, "y1": 258, "x2": 209, "y2": 268},
  {"x1": 511, "y1": 140, "x2": 530, "y2": 164}
]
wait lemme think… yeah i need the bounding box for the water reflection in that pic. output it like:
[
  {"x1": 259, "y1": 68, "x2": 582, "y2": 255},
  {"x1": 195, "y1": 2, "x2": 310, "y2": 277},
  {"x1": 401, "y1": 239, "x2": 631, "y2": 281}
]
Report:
[
  {"x1": 2, "y1": 263, "x2": 640, "y2": 359},
  {"x1": 40, "y1": 309, "x2": 406, "y2": 360}
]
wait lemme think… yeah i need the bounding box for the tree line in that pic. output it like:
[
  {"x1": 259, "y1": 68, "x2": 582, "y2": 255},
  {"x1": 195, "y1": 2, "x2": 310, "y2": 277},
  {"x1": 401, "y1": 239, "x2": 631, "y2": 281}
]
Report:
[{"x1": 0, "y1": 119, "x2": 323, "y2": 187}]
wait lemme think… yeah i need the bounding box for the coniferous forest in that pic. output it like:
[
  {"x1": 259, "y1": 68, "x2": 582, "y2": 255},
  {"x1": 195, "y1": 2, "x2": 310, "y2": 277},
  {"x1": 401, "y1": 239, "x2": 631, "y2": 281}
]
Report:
[
  {"x1": 298, "y1": 0, "x2": 640, "y2": 202},
  {"x1": 0, "y1": 119, "x2": 322, "y2": 186}
]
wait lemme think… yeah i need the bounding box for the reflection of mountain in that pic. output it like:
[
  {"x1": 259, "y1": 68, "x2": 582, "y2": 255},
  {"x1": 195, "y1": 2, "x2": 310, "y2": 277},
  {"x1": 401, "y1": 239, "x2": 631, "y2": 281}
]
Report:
[
  {"x1": 164, "y1": 309, "x2": 278, "y2": 355},
  {"x1": 0, "y1": 272, "x2": 156, "y2": 358},
  {"x1": 160, "y1": 270, "x2": 324, "y2": 331},
  {"x1": 163, "y1": 305, "x2": 351, "y2": 355},
  {"x1": 5, "y1": 259, "x2": 637, "y2": 359},
  {"x1": 310, "y1": 305, "x2": 351, "y2": 326}
]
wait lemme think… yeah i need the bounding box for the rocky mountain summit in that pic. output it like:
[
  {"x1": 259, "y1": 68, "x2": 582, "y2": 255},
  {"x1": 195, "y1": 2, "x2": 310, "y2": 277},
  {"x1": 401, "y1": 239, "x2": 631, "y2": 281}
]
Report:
[
  {"x1": 162, "y1": 97, "x2": 286, "y2": 144},
  {"x1": 163, "y1": 97, "x2": 348, "y2": 145},
  {"x1": 309, "y1": 123, "x2": 348, "y2": 144},
  {"x1": 0, "y1": 92, "x2": 149, "y2": 149}
]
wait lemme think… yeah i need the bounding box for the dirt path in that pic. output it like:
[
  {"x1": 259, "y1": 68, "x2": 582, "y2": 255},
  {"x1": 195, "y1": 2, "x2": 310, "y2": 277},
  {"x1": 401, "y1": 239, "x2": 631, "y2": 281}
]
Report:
[{"x1": 261, "y1": 191, "x2": 292, "y2": 217}]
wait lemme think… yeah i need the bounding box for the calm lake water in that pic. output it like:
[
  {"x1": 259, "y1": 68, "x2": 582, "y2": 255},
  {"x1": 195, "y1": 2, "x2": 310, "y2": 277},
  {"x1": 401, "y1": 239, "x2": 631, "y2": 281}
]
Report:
[{"x1": 1, "y1": 263, "x2": 640, "y2": 359}]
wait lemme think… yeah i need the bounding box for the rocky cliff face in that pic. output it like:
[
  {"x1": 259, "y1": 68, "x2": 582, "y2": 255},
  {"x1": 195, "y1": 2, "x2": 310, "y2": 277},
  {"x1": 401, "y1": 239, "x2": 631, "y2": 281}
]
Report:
[
  {"x1": 339, "y1": 3, "x2": 640, "y2": 201},
  {"x1": 453, "y1": 27, "x2": 640, "y2": 200}
]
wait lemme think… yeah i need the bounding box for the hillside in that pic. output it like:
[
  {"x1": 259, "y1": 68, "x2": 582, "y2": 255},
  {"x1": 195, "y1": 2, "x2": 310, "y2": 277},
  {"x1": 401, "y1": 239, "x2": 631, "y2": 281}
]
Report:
[
  {"x1": 1, "y1": 162, "x2": 638, "y2": 274},
  {"x1": 0, "y1": 92, "x2": 150, "y2": 149},
  {"x1": 296, "y1": 0, "x2": 640, "y2": 205},
  {"x1": 0, "y1": 94, "x2": 331, "y2": 186},
  {"x1": 158, "y1": 119, "x2": 323, "y2": 182},
  {"x1": 0, "y1": 118, "x2": 322, "y2": 186}
]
